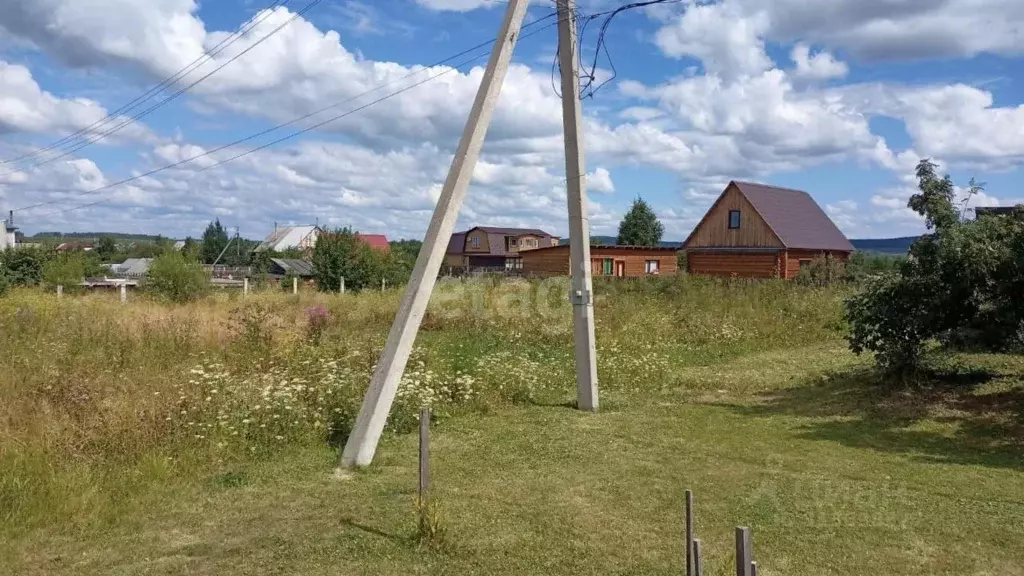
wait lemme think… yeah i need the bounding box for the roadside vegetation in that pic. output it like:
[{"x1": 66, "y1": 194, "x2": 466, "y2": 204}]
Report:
[{"x1": 1, "y1": 273, "x2": 1022, "y2": 575}]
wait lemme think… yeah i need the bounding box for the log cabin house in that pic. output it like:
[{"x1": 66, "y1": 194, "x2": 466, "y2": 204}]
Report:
[
  {"x1": 521, "y1": 245, "x2": 679, "y2": 278},
  {"x1": 682, "y1": 181, "x2": 854, "y2": 279}
]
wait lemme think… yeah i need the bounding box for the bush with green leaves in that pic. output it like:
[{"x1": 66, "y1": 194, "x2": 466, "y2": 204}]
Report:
[
  {"x1": 41, "y1": 252, "x2": 104, "y2": 290},
  {"x1": 312, "y1": 228, "x2": 408, "y2": 292},
  {"x1": 0, "y1": 248, "x2": 46, "y2": 287},
  {"x1": 145, "y1": 251, "x2": 210, "y2": 303},
  {"x1": 845, "y1": 159, "x2": 1024, "y2": 376},
  {"x1": 794, "y1": 255, "x2": 845, "y2": 287},
  {"x1": 842, "y1": 251, "x2": 905, "y2": 283},
  {"x1": 0, "y1": 262, "x2": 10, "y2": 296}
]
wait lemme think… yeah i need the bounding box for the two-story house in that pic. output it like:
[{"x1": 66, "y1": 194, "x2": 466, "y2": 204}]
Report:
[{"x1": 445, "y1": 226, "x2": 560, "y2": 271}]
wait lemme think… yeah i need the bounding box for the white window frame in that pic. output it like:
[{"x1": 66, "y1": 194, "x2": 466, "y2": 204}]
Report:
[{"x1": 471, "y1": 236, "x2": 480, "y2": 248}]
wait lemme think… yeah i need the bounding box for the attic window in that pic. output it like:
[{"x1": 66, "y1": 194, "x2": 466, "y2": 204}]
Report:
[
  {"x1": 728, "y1": 210, "x2": 741, "y2": 229},
  {"x1": 471, "y1": 236, "x2": 480, "y2": 248}
]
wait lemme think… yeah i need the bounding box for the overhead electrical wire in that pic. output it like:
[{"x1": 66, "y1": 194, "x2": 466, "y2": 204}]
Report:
[
  {"x1": 22, "y1": 10, "x2": 566, "y2": 219},
  {"x1": 551, "y1": 0, "x2": 685, "y2": 99},
  {"x1": 0, "y1": 0, "x2": 325, "y2": 178},
  {"x1": 19, "y1": 1, "x2": 673, "y2": 221},
  {"x1": 0, "y1": 0, "x2": 292, "y2": 167}
]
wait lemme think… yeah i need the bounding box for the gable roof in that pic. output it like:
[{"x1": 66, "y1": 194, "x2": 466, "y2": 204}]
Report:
[
  {"x1": 685, "y1": 181, "x2": 854, "y2": 252},
  {"x1": 452, "y1": 226, "x2": 558, "y2": 256},
  {"x1": 447, "y1": 232, "x2": 466, "y2": 255},
  {"x1": 255, "y1": 226, "x2": 318, "y2": 253},
  {"x1": 474, "y1": 226, "x2": 551, "y2": 236},
  {"x1": 270, "y1": 258, "x2": 315, "y2": 277},
  {"x1": 354, "y1": 233, "x2": 389, "y2": 250}
]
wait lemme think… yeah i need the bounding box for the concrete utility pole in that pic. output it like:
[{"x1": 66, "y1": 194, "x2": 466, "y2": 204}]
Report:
[
  {"x1": 340, "y1": 0, "x2": 531, "y2": 469},
  {"x1": 557, "y1": 0, "x2": 599, "y2": 411}
]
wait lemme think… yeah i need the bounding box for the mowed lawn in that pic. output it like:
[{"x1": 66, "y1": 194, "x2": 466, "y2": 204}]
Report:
[{"x1": 5, "y1": 344, "x2": 1023, "y2": 576}]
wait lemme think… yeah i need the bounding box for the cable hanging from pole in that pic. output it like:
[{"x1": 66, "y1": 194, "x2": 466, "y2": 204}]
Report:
[
  {"x1": 0, "y1": 0, "x2": 325, "y2": 178},
  {"x1": 0, "y1": 0, "x2": 293, "y2": 167},
  {"x1": 552, "y1": 0, "x2": 685, "y2": 100},
  {"x1": 22, "y1": 11, "x2": 567, "y2": 220}
]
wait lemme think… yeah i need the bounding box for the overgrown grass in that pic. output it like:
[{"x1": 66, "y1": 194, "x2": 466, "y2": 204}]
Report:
[{"x1": 2, "y1": 277, "x2": 1021, "y2": 575}]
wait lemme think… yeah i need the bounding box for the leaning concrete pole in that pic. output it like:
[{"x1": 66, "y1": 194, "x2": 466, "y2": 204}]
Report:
[
  {"x1": 341, "y1": 0, "x2": 531, "y2": 468},
  {"x1": 557, "y1": 0, "x2": 599, "y2": 411}
]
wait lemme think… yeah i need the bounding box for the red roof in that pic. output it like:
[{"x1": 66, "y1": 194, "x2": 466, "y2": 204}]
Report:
[{"x1": 355, "y1": 233, "x2": 389, "y2": 250}]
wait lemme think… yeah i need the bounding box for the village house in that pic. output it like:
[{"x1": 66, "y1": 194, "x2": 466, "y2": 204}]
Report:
[
  {"x1": 520, "y1": 244, "x2": 679, "y2": 278},
  {"x1": 682, "y1": 181, "x2": 854, "y2": 279},
  {"x1": 445, "y1": 226, "x2": 559, "y2": 271},
  {"x1": 255, "y1": 225, "x2": 388, "y2": 253}
]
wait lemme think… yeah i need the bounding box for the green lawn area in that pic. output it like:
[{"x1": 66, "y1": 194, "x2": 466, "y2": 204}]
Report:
[{"x1": 6, "y1": 344, "x2": 1023, "y2": 576}]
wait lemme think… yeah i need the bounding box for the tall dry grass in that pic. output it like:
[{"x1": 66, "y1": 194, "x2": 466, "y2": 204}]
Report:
[{"x1": 0, "y1": 276, "x2": 850, "y2": 532}]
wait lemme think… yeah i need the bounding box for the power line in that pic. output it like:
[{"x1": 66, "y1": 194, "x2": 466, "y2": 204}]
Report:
[
  {"x1": 24, "y1": 13, "x2": 564, "y2": 220},
  {"x1": 577, "y1": 0, "x2": 684, "y2": 98},
  {"x1": 0, "y1": 0, "x2": 292, "y2": 167},
  {"x1": 0, "y1": 0, "x2": 324, "y2": 178},
  {"x1": 550, "y1": 0, "x2": 684, "y2": 99},
  {"x1": 15, "y1": 10, "x2": 560, "y2": 214}
]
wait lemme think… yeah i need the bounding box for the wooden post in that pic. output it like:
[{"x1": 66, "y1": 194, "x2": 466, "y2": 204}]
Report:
[
  {"x1": 120, "y1": 283, "x2": 127, "y2": 304},
  {"x1": 243, "y1": 277, "x2": 249, "y2": 296},
  {"x1": 693, "y1": 539, "x2": 703, "y2": 576},
  {"x1": 340, "y1": 276, "x2": 345, "y2": 295},
  {"x1": 418, "y1": 407, "x2": 431, "y2": 532},
  {"x1": 419, "y1": 407, "x2": 430, "y2": 504},
  {"x1": 750, "y1": 562, "x2": 759, "y2": 576},
  {"x1": 381, "y1": 278, "x2": 386, "y2": 292},
  {"x1": 735, "y1": 527, "x2": 752, "y2": 576},
  {"x1": 557, "y1": 0, "x2": 599, "y2": 412},
  {"x1": 57, "y1": 285, "x2": 63, "y2": 299},
  {"x1": 292, "y1": 276, "x2": 298, "y2": 295},
  {"x1": 340, "y1": 0, "x2": 530, "y2": 469},
  {"x1": 686, "y1": 490, "x2": 694, "y2": 576}
]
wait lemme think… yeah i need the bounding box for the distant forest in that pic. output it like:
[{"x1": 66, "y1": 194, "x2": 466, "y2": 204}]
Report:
[{"x1": 24, "y1": 232, "x2": 174, "y2": 242}]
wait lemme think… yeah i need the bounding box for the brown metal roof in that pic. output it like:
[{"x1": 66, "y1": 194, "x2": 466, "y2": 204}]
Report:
[
  {"x1": 446, "y1": 232, "x2": 466, "y2": 255},
  {"x1": 729, "y1": 181, "x2": 854, "y2": 252},
  {"x1": 523, "y1": 244, "x2": 679, "y2": 253},
  {"x1": 475, "y1": 226, "x2": 552, "y2": 236},
  {"x1": 447, "y1": 226, "x2": 558, "y2": 256}
]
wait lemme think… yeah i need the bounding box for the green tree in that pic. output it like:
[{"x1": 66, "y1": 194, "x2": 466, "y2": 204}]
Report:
[
  {"x1": 845, "y1": 159, "x2": 1024, "y2": 376},
  {"x1": 312, "y1": 229, "x2": 408, "y2": 292},
  {"x1": 616, "y1": 198, "x2": 664, "y2": 246},
  {"x1": 200, "y1": 219, "x2": 230, "y2": 264},
  {"x1": 146, "y1": 251, "x2": 210, "y2": 303},
  {"x1": 389, "y1": 239, "x2": 422, "y2": 270},
  {"x1": 312, "y1": 228, "x2": 370, "y2": 292},
  {"x1": 41, "y1": 253, "x2": 100, "y2": 290},
  {"x1": 182, "y1": 236, "x2": 201, "y2": 260},
  {"x1": 96, "y1": 236, "x2": 119, "y2": 260},
  {"x1": 0, "y1": 247, "x2": 46, "y2": 286}
]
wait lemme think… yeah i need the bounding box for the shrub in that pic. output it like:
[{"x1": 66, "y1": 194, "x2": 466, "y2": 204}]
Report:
[
  {"x1": 0, "y1": 248, "x2": 46, "y2": 286},
  {"x1": 145, "y1": 251, "x2": 210, "y2": 303},
  {"x1": 845, "y1": 159, "x2": 1024, "y2": 376},
  {"x1": 0, "y1": 262, "x2": 10, "y2": 296},
  {"x1": 313, "y1": 227, "x2": 409, "y2": 293},
  {"x1": 41, "y1": 253, "x2": 96, "y2": 289},
  {"x1": 794, "y1": 255, "x2": 845, "y2": 287}
]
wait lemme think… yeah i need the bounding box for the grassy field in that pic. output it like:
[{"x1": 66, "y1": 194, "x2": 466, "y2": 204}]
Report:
[{"x1": 1, "y1": 277, "x2": 1022, "y2": 575}]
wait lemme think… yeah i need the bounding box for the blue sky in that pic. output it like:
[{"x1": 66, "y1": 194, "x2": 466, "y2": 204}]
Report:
[{"x1": 1, "y1": 0, "x2": 1023, "y2": 241}]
